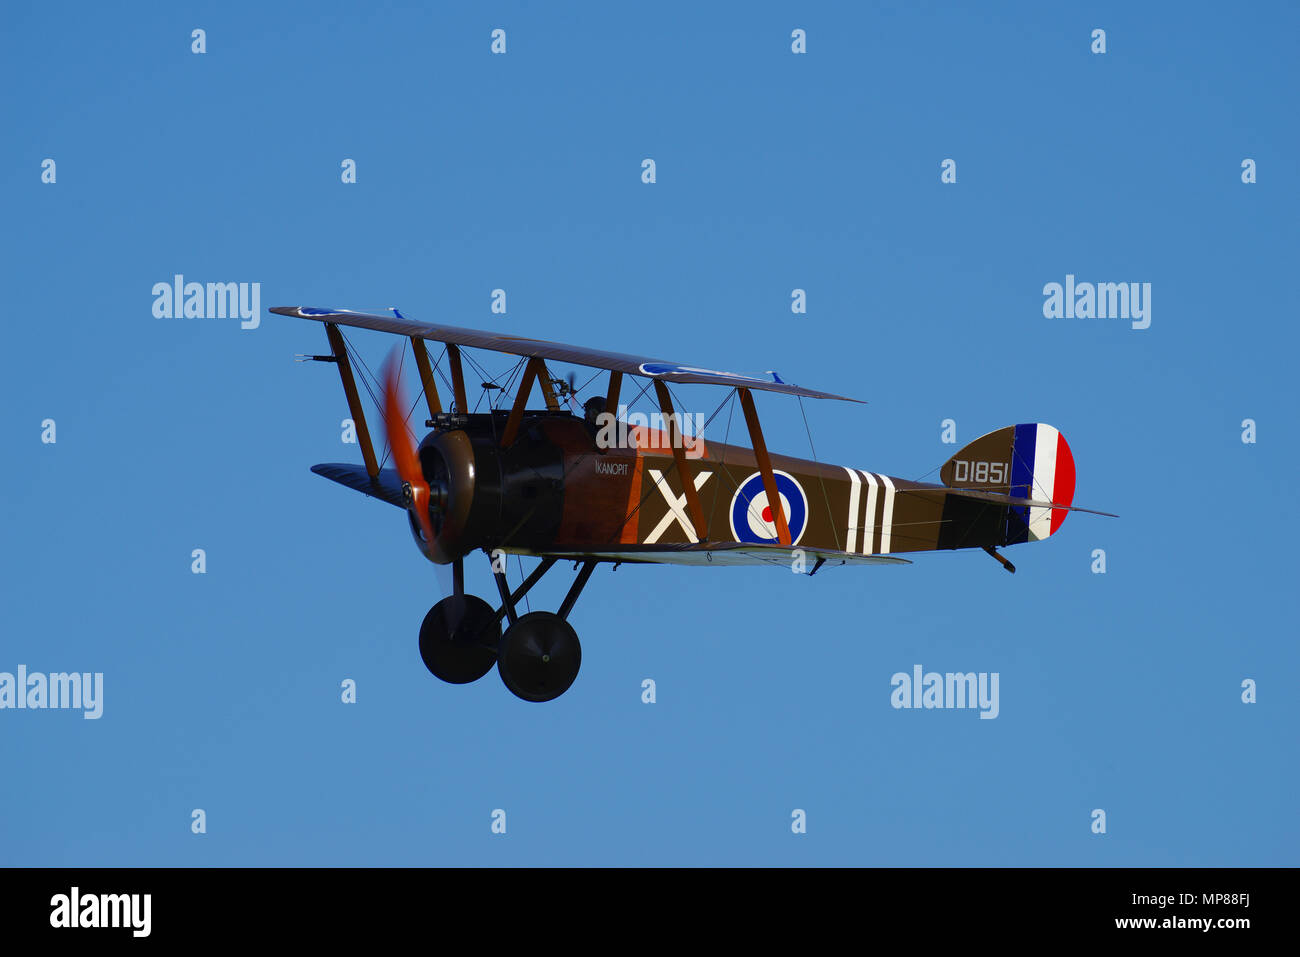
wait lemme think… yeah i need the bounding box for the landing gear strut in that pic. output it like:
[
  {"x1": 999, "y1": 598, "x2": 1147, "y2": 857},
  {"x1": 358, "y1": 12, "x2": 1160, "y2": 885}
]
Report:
[
  {"x1": 493, "y1": 559, "x2": 595, "y2": 702},
  {"x1": 416, "y1": 554, "x2": 598, "y2": 702}
]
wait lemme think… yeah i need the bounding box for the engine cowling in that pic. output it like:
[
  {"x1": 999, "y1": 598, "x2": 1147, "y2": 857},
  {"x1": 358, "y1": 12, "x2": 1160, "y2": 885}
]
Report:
[{"x1": 407, "y1": 418, "x2": 566, "y2": 564}]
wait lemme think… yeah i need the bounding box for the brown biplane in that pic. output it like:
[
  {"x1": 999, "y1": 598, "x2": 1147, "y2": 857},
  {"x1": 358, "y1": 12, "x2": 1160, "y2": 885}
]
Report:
[{"x1": 274, "y1": 306, "x2": 1114, "y2": 702}]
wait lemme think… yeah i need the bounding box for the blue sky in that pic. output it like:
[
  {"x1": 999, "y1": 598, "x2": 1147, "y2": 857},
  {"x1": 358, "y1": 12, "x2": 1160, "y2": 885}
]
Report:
[{"x1": 2, "y1": 1, "x2": 1295, "y2": 865}]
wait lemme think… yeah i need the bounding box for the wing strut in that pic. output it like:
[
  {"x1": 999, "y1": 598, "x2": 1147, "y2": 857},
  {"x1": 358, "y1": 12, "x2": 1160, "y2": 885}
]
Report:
[
  {"x1": 537, "y1": 365, "x2": 560, "y2": 410},
  {"x1": 446, "y1": 344, "x2": 469, "y2": 412},
  {"x1": 409, "y1": 336, "x2": 442, "y2": 417},
  {"x1": 604, "y1": 370, "x2": 623, "y2": 415},
  {"x1": 738, "y1": 387, "x2": 791, "y2": 546},
  {"x1": 653, "y1": 380, "x2": 707, "y2": 541},
  {"x1": 501, "y1": 356, "x2": 547, "y2": 447},
  {"x1": 324, "y1": 323, "x2": 379, "y2": 478}
]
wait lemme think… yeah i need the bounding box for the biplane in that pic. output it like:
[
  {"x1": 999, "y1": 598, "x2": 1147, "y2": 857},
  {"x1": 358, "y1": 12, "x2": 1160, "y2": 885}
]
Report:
[{"x1": 272, "y1": 305, "x2": 1115, "y2": 703}]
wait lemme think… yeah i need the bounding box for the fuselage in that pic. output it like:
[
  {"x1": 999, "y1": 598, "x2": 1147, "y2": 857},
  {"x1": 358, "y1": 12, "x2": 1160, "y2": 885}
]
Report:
[{"x1": 417, "y1": 410, "x2": 1007, "y2": 561}]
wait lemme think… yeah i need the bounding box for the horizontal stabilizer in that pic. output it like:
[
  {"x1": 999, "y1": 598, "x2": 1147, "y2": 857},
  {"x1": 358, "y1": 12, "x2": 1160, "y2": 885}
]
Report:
[{"x1": 948, "y1": 487, "x2": 1117, "y2": 518}]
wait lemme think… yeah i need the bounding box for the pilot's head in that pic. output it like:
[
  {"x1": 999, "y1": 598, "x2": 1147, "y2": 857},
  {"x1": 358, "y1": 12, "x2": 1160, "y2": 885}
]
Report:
[{"x1": 583, "y1": 396, "x2": 605, "y2": 428}]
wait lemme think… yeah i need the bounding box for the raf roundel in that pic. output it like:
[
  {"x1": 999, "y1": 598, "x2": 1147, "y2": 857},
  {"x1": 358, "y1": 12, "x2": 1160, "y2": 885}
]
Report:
[{"x1": 728, "y1": 470, "x2": 809, "y2": 545}]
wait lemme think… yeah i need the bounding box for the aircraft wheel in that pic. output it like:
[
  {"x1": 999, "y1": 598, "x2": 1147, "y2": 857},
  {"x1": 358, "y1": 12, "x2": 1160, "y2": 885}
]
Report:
[
  {"x1": 419, "y1": 595, "x2": 500, "y2": 684},
  {"x1": 497, "y1": 611, "x2": 582, "y2": 702}
]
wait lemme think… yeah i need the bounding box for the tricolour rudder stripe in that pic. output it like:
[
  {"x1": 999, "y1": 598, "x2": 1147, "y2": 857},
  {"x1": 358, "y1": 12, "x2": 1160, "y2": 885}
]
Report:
[
  {"x1": 1049, "y1": 431, "x2": 1076, "y2": 536},
  {"x1": 1004, "y1": 423, "x2": 1077, "y2": 544},
  {"x1": 1005, "y1": 423, "x2": 1038, "y2": 544},
  {"x1": 1027, "y1": 424, "x2": 1059, "y2": 541}
]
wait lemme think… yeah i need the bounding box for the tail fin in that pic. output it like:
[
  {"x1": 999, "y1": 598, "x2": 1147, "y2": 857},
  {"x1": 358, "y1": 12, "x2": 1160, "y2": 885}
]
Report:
[{"x1": 941, "y1": 424, "x2": 1076, "y2": 543}]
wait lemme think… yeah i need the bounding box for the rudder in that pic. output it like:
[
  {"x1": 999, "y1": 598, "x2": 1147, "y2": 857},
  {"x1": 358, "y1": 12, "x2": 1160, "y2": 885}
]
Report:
[{"x1": 940, "y1": 424, "x2": 1076, "y2": 544}]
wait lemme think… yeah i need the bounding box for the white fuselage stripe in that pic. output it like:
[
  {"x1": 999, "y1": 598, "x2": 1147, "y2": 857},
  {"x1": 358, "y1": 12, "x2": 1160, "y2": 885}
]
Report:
[
  {"x1": 877, "y1": 474, "x2": 896, "y2": 554},
  {"x1": 859, "y1": 470, "x2": 878, "y2": 555},
  {"x1": 844, "y1": 467, "x2": 861, "y2": 553}
]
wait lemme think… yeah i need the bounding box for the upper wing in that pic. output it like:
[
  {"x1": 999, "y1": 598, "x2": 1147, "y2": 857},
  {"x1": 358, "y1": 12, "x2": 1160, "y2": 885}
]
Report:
[{"x1": 271, "y1": 306, "x2": 863, "y2": 403}]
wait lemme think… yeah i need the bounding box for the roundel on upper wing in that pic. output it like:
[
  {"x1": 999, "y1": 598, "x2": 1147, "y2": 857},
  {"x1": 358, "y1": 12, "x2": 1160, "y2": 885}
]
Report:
[{"x1": 728, "y1": 470, "x2": 808, "y2": 545}]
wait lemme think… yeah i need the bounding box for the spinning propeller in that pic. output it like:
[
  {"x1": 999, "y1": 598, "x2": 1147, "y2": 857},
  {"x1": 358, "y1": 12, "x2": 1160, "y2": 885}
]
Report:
[
  {"x1": 556, "y1": 371, "x2": 582, "y2": 414},
  {"x1": 380, "y1": 348, "x2": 445, "y2": 554}
]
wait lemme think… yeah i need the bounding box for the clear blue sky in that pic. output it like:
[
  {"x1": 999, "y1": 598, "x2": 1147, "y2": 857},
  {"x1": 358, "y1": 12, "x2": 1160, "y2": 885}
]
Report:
[{"x1": 2, "y1": 1, "x2": 1295, "y2": 866}]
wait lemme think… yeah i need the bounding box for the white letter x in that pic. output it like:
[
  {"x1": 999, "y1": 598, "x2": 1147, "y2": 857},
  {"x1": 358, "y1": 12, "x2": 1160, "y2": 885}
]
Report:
[{"x1": 644, "y1": 469, "x2": 712, "y2": 543}]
